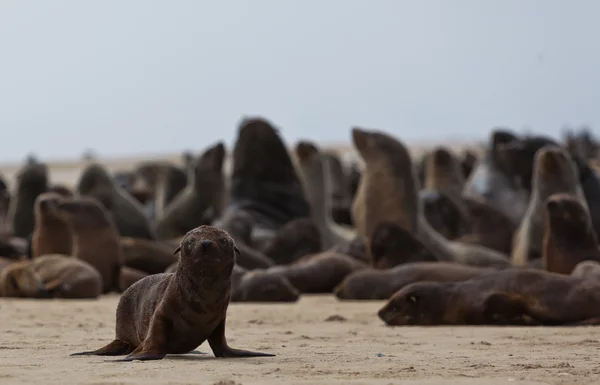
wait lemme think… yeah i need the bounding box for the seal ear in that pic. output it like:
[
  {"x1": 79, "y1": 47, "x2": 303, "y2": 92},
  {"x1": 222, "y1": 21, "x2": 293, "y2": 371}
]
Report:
[
  {"x1": 408, "y1": 295, "x2": 418, "y2": 304},
  {"x1": 234, "y1": 245, "x2": 241, "y2": 257},
  {"x1": 173, "y1": 245, "x2": 181, "y2": 256}
]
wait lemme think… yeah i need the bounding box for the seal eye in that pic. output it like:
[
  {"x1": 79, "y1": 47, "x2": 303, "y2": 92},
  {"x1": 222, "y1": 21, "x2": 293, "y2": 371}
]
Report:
[{"x1": 408, "y1": 295, "x2": 418, "y2": 304}]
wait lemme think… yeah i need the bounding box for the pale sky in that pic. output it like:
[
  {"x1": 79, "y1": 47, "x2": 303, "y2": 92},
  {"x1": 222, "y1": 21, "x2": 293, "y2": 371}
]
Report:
[{"x1": 0, "y1": 0, "x2": 598, "y2": 162}]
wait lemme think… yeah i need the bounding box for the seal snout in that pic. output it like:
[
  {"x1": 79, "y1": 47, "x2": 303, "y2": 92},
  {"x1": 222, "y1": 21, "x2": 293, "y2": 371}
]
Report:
[{"x1": 200, "y1": 239, "x2": 212, "y2": 252}]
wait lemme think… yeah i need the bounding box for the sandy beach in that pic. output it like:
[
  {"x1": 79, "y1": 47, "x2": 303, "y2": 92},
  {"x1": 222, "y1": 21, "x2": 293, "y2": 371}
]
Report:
[{"x1": 1, "y1": 295, "x2": 599, "y2": 385}]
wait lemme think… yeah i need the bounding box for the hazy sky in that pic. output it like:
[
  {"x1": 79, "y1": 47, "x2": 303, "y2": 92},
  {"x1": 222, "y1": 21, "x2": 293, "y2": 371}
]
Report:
[{"x1": 1, "y1": 0, "x2": 598, "y2": 162}]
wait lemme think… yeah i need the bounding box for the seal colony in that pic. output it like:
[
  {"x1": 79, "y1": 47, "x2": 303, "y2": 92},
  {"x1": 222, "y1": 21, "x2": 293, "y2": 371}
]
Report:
[{"x1": 3, "y1": 116, "x2": 600, "y2": 368}]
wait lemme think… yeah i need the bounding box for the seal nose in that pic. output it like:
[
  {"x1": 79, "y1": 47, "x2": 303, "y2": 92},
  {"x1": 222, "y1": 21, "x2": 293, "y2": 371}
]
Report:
[{"x1": 200, "y1": 239, "x2": 212, "y2": 251}]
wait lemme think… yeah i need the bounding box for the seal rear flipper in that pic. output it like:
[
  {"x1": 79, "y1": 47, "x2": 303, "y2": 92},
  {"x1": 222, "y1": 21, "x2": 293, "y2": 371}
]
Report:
[
  {"x1": 208, "y1": 318, "x2": 276, "y2": 358},
  {"x1": 106, "y1": 343, "x2": 167, "y2": 362},
  {"x1": 70, "y1": 339, "x2": 132, "y2": 356}
]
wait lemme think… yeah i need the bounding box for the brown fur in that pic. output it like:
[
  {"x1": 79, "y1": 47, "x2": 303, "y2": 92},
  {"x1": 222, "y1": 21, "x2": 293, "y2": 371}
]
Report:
[
  {"x1": 70, "y1": 225, "x2": 275, "y2": 361},
  {"x1": 155, "y1": 143, "x2": 226, "y2": 240},
  {"x1": 262, "y1": 217, "x2": 322, "y2": 265},
  {"x1": 258, "y1": 251, "x2": 366, "y2": 293},
  {"x1": 351, "y1": 128, "x2": 511, "y2": 268},
  {"x1": 512, "y1": 146, "x2": 586, "y2": 266},
  {"x1": 118, "y1": 266, "x2": 149, "y2": 292},
  {"x1": 230, "y1": 265, "x2": 299, "y2": 302},
  {"x1": 368, "y1": 223, "x2": 437, "y2": 269},
  {"x1": 323, "y1": 151, "x2": 353, "y2": 226},
  {"x1": 7, "y1": 163, "x2": 49, "y2": 238},
  {"x1": 377, "y1": 268, "x2": 600, "y2": 326},
  {"x1": 330, "y1": 235, "x2": 369, "y2": 264},
  {"x1": 334, "y1": 262, "x2": 496, "y2": 300},
  {"x1": 55, "y1": 196, "x2": 124, "y2": 293},
  {"x1": 571, "y1": 260, "x2": 600, "y2": 281},
  {"x1": 0, "y1": 259, "x2": 46, "y2": 297},
  {"x1": 31, "y1": 192, "x2": 72, "y2": 258},
  {"x1": 76, "y1": 163, "x2": 155, "y2": 239},
  {"x1": 424, "y1": 146, "x2": 465, "y2": 196},
  {"x1": 542, "y1": 193, "x2": 600, "y2": 274},
  {"x1": 120, "y1": 237, "x2": 178, "y2": 275},
  {"x1": 420, "y1": 189, "x2": 470, "y2": 241}
]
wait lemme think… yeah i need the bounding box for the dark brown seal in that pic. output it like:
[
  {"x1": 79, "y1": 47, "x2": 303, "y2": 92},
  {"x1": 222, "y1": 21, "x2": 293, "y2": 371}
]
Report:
[
  {"x1": 220, "y1": 117, "x2": 310, "y2": 241},
  {"x1": 7, "y1": 162, "x2": 49, "y2": 238},
  {"x1": 262, "y1": 217, "x2": 322, "y2": 265},
  {"x1": 420, "y1": 189, "x2": 470, "y2": 241},
  {"x1": 70, "y1": 225, "x2": 275, "y2": 361},
  {"x1": 334, "y1": 262, "x2": 496, "y2": 300},
  {"x1": 351, "y1": 127, "x2": 511, "y2": 268},
  {"x1": 120, "y1": 237, "x2": 178, "y2": 275},
  {"x1": 542, "y1": 193, "x2": 600, "y2": 275},
  {"x1": 76, "y1": 163, "x2": 155, "y2": 240},
  {"x1": 55, "y1": 196, "x2": 123, "y2": 293},
  {"x1": 377, "y1": 268, "x2": 600, "y2": 326},
  {"x1": 231, "y1": 264, "x2": 300, "y2": 302},
  {"x1": 31, "y1": 192, "x2": 72, "y2": 258},
  {"x1": 257, "y1": 251, "x2": 366, "y2": 293},
  {"x1": 512, "y1": 146, "x2": 586, "y2": 266},
  {"x1": 368, "y1": 222, "x2": 437, "y2": 269},
  {"x1": 155, "y1": 142, "x2": 226, "y2": 240},
  {"x1": 0, "y1": 254, "x2": 102, "y2": 298}
]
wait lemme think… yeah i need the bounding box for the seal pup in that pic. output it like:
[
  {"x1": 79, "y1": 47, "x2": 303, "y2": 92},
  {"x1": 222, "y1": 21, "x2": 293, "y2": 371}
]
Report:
[
  {"x1": 7, "y1": 162, "x2": 49, "y2": 238},
  {"x1": 377, "y1": 268, "x2": 600, "y2": 326},
  {"x1": 334, "y1": 262, "x2": 496, "y2": 300},
  {"x1": 542, "y1": 193, "x2": 600, "y2": 275},
  {"x1": 295, "y1": 141, "x2": 353, "y2": 249},
  {"x1": 351, "y1": 128, "x2": 511, "y2": 268},
  {"x1": 511, "y1": 146, "x2": 586, "y2": 266},
  {"x1": 420, "y1": 189, "x2": 470, "y2": 241},
  {"x1": 262, "y1": 217, "x2": 322, "y2": 265},
  {"x1": 76, "y1": 163, "x2": 155, "y2": 240},
  {"x1": 457, "y1": 197, "x2": 517, "y2": 255},
  {"x1": 0, "y1": 259, "x2": 47, "y2": 298},
  {"x1": 220, "y1": 117, "x2": 310, "y2": 244},
  {"x1": 155, "y1": 142, "x2": 226, "y2": 240},
  {"x1": 462, "y1": 129, "x2": 529, "y2": 224},
  {"x1": 257, "y1": 251, "x2": 367, "y2": 294},
  {"x1": 368, "y1": 223, "x2": 437, "y2": 269},
  {"x1": 70, "y1": 225, "x2": 275, "y2": 361},
  {"x1": 32, "y1": 254, "x2": 103, "y2": 299},
  {"x1": 31, "y1": 192, "x2": 72, "y2": 258},
  {"x1": 54, "y1": 196, "x2": 123, "y2": 293},
  {"x1": 230, "y1": 265, "x2": 300, "y2": 303},
  {"x1": 120, "y1": 237, "x2": 178, "y2": 275}
]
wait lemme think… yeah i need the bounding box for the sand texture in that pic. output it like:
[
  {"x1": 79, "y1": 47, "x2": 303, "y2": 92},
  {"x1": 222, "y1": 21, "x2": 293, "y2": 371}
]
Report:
[{"x1": 1, "y1": 295, "x2": 599, "y2": 385}]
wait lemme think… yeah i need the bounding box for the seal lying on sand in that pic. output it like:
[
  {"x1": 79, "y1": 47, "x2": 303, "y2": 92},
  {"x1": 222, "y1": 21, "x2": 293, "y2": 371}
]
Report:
[
  {"x1": 220, "y1": 117, "x2": 310, "y2": 244},
  {"x1": 70, "y1": 225, "x2": 275, "y2": 361},
  {"x1": 76, "y1": 163, "x2": 155, "y2": 240},
  {"x1": 368, "y1": 223, "x2": 437, "y2": 269},
  {"x1": 377, "y1": 268, "x2": 600, "y2": 326},
  {"x1": 230, "y1": 265, "x2": 300, "y2": 302}
]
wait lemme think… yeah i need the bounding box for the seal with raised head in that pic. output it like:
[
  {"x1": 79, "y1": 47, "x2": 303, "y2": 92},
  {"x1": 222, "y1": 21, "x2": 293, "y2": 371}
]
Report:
[
  {"x1": 511, "y1": 146, "x2": 586, "y2": 266},
  {"x1": 219, "y1": 117, "x2": 311, "y2": 244},
  {"x1": 295, "y1": 141, "x2": 353, "y2": 249},
  {"x1": 351, "y1": 127, "x2": 511, "y2": 268},
  {"x1": 377, "y1": 268, "x2": 600, "y2": 326},
  {"x1": 7, "y1": 162, "x2": 49, "y2": 238},
  {"x1": 31, "y1": 192, "x2": 72, "y2": 258},
  {"x1": 76, "y1": 163, "x2": 155, "y2": 240},
  {"x1": 70, "y1": 225, "x2": 275, "y2": 361},
  {"x1": 334, "y1": 261, "x2": 496, "y2": 300},
  {"x1": 542, "y1": 193, "x2": 600, "y2": 275},
  {"x1": 155, "y1": 142, "x2": 226, "y2": 240},
  {"x1": 54, "y1": 196, "x2": 123, "y2": 293}
]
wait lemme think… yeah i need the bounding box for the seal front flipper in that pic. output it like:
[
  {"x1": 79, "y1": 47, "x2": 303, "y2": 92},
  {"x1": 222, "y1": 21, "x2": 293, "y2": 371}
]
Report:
[
  {"x1": 208, "y1": 318, "x2": 275, "y2": 358},
  {"x1": 70, "y1": 339, "x2": 132, "y2": 356}
]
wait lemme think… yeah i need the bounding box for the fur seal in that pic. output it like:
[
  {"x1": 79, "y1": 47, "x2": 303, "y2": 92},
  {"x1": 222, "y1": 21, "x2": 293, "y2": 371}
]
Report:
[
  {"x1": 262, "y1": 217, "x2": 322, "y2": 265},
  {"x1": 220, "y1": 117, "x2": 310, "y2": 242},
  {"x1": 295, "y1": 141, "x2": 353, "y2": 249},
  {"x1": 120, "y1": 237, "x2": 178, "y2": 275},
  {"x1": 155, "y1": 143, "x2": 226, "y2": 240},
  {"x1": 334, "y1": 262, "x2": 496, "y2": 300},
  {"x1": 420, "y1": 189, "x2": 470, "y2": 241},
  {"x1": 257, "y1": 251, "x2": 366, "y2": 293},
  {"x1": 462, "y1": 129, "x2": 529, "y2": 224},
  {"x1": 70, "y1": 225, "x2": 275, "y2": 361},
  {"x1": 457, "y1": 197, "x2": 517, "y2": 255},
  {"x1": 351, "y1": 127, "x2": 511, "y2": 268},
  {"x1": 377, "y1": 268, "x2": 600, "y2": 326},
  {"x1": 150, "y1": 163, "x2": 188, "y2": 220},
  {"x1": 368, "y1": 222, "x2": 437, "y2": 269},
  {"x1": 230, "y1": 264, "x2": 300, "y2": 302},
  {"x1": 118, "y1": 266, "x2": 149, "y2": 292},
  {"x1": 76, "y1": 163, "x2": 155, "y2": 240},
  {"x1": 0, "y1": 254, "x2": 102, "y2": 298},
  {"x1": 31, "y1": 192, "x2": 72, "y2": 258},
  {"x1": 511, "y1": 146, "x2": 586, "y2": 266},
  {"x1": 323, "y1": 151, "x2": 354, "y2": 227},
  {"x1": 54, "y1": 196, "x2": 123, "y2": 293},
  {"x1": 424, "y1": 146, "x2": 466, "y2": 197},
  {"x1": 542, "y1": 193, "x2": 600, "y2": 275},
  {"x1": 7, "y1": 162, "x2": 49, "y2": 238}
]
